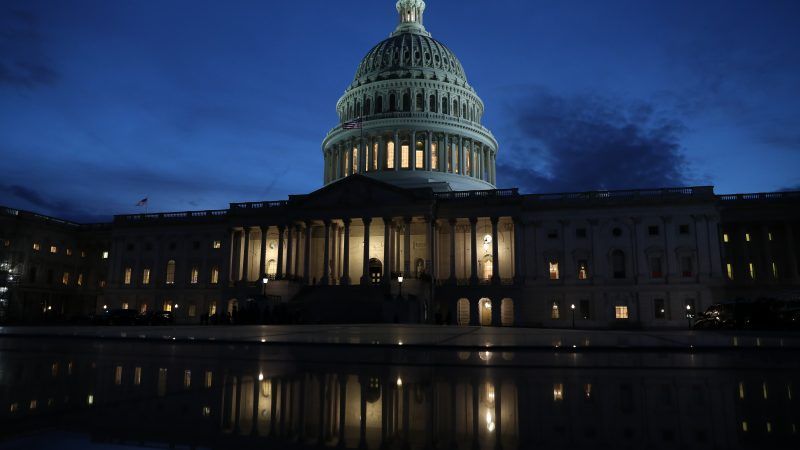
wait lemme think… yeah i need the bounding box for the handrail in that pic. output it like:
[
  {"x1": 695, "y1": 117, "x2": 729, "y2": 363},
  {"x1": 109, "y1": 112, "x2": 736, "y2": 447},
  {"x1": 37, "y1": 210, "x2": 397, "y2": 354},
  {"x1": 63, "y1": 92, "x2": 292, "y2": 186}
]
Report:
[{"x1": 718, "y1": 191, "x2": 800, "y2": 201}]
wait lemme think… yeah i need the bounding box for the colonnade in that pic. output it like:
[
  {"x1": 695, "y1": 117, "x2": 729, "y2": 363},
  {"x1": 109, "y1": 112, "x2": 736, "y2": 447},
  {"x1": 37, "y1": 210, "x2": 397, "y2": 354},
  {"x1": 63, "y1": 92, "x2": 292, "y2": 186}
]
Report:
[
  {"x1": 228, "y1": 215, "x2": 517, "y2": 287},
  {"x1": 323, "y1": 131, "x2": 496, "y2": 186}
]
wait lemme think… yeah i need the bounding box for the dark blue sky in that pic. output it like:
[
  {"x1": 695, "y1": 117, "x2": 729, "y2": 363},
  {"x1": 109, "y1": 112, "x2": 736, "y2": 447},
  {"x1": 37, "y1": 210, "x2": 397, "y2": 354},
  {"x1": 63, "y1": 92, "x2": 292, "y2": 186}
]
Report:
[{"x1": 2, "y1": 0, "x2": 799, "y2": 222}]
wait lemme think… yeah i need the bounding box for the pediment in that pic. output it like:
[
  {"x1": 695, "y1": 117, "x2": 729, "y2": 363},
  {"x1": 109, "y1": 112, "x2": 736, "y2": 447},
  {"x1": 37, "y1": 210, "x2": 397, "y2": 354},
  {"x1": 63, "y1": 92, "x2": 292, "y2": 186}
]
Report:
[{"x1": 297, "y1": 175, "x2": 424, "y2": 209}]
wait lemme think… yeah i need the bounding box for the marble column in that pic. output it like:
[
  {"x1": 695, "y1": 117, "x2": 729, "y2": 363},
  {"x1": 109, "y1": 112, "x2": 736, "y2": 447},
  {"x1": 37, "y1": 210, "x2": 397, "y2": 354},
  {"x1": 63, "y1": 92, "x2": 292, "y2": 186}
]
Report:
[
  {"x1": 259, "y1": 226, "x2": 268, "y2": 280},
  {"x1": 341, "y1": 218, "x2": 351, "y2": 285},
  {"x1": 286, "y1": 225, "x2": 294, "y2": 279},
  {"x1": 513, "y1": 218, "x2": 524, "y2": 284},
  {"x1": 393, "y1": 131, "x2": 401, "y2": 170},
  {"x1": 242, "y1": 228, "x2": 251, "y2": 282},
  {"x1": 449, "y1": 219, "x2": 457, "y2": 282},
  {"x1": 322, "y1": 220, "x2": 331, "y2": 285},
  {"x1": 383, "y1": 217, "x2": 392, "y2": 283},
  {"x1": 294, "y1": 224, "x2": 302, "y2": 277},
  {"x1": 404, "y1": 217, "x2": 412, "y2": 275},
  {"x1": 276, "y1": 225, "x2": 285, "y2": 279},
  {"x1": 491, "y1": 217, "x2": 501, "y2": 284},
  {"x1": 410, "y1": 131, "x2": 417, "y2": 171},
  {"x1": 457, "y1": 136, "x2": 464, "y2": 174},
  {"x1": 426, "y1": 130, "x2": 433, "y2": 171},
  {"x1": 361, "y1": 217, "x2": 372, "y2": 285},
  {"x1": 469, "y1": 218, "x2": 478, "y2": 284},
  {"x1": 303, "y1": 222, "x2": 311, "y2": 284}
]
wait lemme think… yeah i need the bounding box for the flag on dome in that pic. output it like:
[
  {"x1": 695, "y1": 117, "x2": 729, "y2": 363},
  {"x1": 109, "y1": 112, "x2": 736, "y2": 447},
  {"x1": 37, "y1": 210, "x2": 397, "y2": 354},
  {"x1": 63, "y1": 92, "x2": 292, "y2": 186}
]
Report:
[{"x1": 343, "y1": 118, "x2": 363, "y2": 129}]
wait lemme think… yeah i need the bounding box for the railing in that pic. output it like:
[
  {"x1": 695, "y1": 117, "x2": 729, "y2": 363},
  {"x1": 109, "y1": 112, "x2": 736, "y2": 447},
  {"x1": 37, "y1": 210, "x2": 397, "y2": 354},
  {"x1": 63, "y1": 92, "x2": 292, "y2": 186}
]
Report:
[
  {"x1": 526, "y1": 186, "x2": 714, "y2": 202},
  {"x1": 435, "y1": 188, "x2": 519, "y2": 200},
  {"x1": 718, "y1": 191, "x2": 800, "y2": 202},
  {"x1": 230, "y1": 200, "x2": 290, "y2": 210},
  {"x1": 115, "y1": 209, "x2": 229, "y2": 222}
]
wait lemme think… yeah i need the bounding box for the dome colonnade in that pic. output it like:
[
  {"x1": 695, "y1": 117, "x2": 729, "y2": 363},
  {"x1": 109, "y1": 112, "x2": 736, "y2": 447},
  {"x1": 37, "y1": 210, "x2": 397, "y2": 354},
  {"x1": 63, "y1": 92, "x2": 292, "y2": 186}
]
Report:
[{"x1": 321, "y1": 0, "x2": 498, "y2": 191}]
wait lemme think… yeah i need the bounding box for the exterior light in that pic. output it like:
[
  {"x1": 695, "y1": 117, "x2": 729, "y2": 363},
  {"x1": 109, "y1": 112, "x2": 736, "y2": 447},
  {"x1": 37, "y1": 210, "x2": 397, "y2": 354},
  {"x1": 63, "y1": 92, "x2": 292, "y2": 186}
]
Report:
[
  {"x1": 686, "y1": 304, "x2": 692, "y2": 310},
  {"x1": 397, "y1": 275, "x2": 403, "y2": 283},
  {"x1": 570, "y1": 304, "x2": 576, "y2": 310},
  {"x1": 484, "y1": 302, "x2": 491, "y2": 309},
  {"x1": 258, "y1": 372, "x2": 264, "y2": 381},
  {"x1": 396, "y1": 377, "x2": 403, "y2": 387},
  {"x1": 262, "y1": 275, "x2": 269, "y2": 285},
  {"x1": 260, "y1": 338, "x2": 266, "y2": 343},
  {"x1": 174, "y1": 303, "x2": 179, "y2": 309},
  {"x1": 103, "y1": 305, "x2": 108, "y2": 310},
  {"x1": 47, "y1": 306, "x2": 52, "y2": 311}
]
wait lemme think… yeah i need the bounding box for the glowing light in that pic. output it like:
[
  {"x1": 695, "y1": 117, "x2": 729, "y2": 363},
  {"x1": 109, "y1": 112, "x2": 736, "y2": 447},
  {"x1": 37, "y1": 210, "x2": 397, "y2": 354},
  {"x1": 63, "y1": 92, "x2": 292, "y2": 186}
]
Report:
[
  {"x1": 258, "y1": 373, "x2": 264, "y2": 381},
  {"x1": 396, "y1": 377, "x2": 403, "y2": 387},
  {"x1": 87, "y1": 394, "x2": 94, "y2": 405},
  {"x1": 570, "y1": 304, "x2": 575, "y2": 310},
  {"x1": 260, "y1": 338, "x2": 266, "y2": 343}
]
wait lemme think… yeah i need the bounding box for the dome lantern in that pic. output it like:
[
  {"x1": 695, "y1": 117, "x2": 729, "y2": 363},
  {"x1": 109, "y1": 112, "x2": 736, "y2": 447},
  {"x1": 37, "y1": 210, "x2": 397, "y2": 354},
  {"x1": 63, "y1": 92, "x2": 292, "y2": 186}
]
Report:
[{"x1": 394, "y1": 0, "x2": 429, "y2": 36}]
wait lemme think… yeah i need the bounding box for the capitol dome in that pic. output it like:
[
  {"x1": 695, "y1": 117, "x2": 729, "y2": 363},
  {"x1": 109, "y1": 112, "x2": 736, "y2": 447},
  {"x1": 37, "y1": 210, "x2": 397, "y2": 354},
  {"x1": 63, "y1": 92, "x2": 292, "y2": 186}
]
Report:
[{"x1": 322, "y1": 0, "x2": 498, "y2": 192}]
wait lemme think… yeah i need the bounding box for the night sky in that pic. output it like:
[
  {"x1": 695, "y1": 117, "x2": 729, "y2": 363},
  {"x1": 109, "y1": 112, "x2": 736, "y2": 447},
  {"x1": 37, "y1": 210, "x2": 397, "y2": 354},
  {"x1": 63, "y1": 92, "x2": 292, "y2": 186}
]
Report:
[{"x1": 1, "y1": 0, "x2": 799, "y2": 222}]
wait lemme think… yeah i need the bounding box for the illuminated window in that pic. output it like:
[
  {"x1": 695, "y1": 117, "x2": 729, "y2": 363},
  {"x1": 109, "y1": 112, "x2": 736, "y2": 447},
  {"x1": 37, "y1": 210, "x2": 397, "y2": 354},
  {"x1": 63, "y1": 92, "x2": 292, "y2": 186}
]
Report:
[
  {"x1": 738, "y1": 381, "x2": 745, "y2": 400},
  {"x1": 51, "y1": 363, "x2": 58, "y2": 377},
  {"x1": 465, "y1": 148, "x2": 471, "y2": 175},
  {"x1": 114, "y1": 366, "x2": 123, "y2": 385},
  {"x1": 584, "y1": 383, "x2": 592, "y2": 401},
  {"x1": 723, "y1": 233, "x2": 729, "y2": 243},
  {"x1": 33, "y1": 242, "x2": 40, "y2": 251},
  {"x1": 61, "y1": 272, "x2": 70, "y2": 285},
  {"x1": 210, "y1": 266, "x2": 219, "y2": 284},
  {"x1": 551, "y1": 301, "x2": 560, "y2": 319},
  {"x1": 190, "y1": 266, "x2": 199, "y2": 284},
  {"x1": 87, "y1": 394, "x2": 94, "y2": 405},
  {"x1": 2, "y1": 239, "x2": 9, "y2": 247},
  {"x1": 762, "y1": 382, "x2": 768, "y2": 399},
  {"x1": 10, "y1": 402, "x2": 19, "y2": 413},
  {"x1": 50, "y1": 245, "x2": 57, "y2": 254},
  {"x1": 748, "y1": 263, "x2": 755, "y2": 279},
  {"x1": 124, "y1": 267, "x2": 132, "y2": 285},
  {"x1": 121, "y1": 302, "x2": 128, "y2": 310},
  {"x1": 401, "y1": 144, "x2": 409, "y2": 168},
  {"x1": 66, "y1": 248, "x2": 72, "y2": 256},
  {"x1": 29, "y1": 400, "x2": 37, "y2": 410},
  {"x1": 205, "y1": 371, "x2": 213, "y2": 388},
  {"x1": 768, "y1": 232, "x2": 773, "y2": 241},
  {"x1": 183, "y1": 370, "x2": 191, "y2": 389},
  {"x1": 102, "y1": 251, "x2": 109, "y2": 259},
  {"x1": 188, "y1": 303, "x2": 197, "y2": 317},
  {"x1": 352, "y1": 147, "x2": 358, "y2": 173},
  {"x1": 615, "y1": 306, "x2": 629, "y2": 319},
  {"x1": 80, "y1": 250, "x2": 86, "y2": 258},
  {"x1": 209, "y1": 302, "x2": 217, "y2": 316},
  {"x1": 553, "y1": 383, "x2": 564, "y2": 402},
  {"x1": 134, "y1": 367, "x2": 141, "y2": 385},
  {"x1": 745, "y1": 232, "x2": 751, "y2": 242},
  {"x1": 386, "y1": 141, "x2": 395, "y2": 169},
  {"x1": 452, "y1": 143, "x2": 459, "y2": 173},
  {"x1": 142, "y1": 268, "x2": 151, "y2": 285},
  {"x1": 212, "y1": 240, "x2": 221, "y2": 249},
  {"x1": 139, "y1": 303, "x2": 148, "y2": 313},
  {"x1": 772, "y1": 262, "x2": 778, "y2": 279},
  {"x1": 344, "y1": 150, "x2": 350, "y2": 174},
  {"x1": 726, "y1": 263, "x2": 733, "y2": 280},
  {"x1": 577, "y1": 260, "x2": 588, "y2": 280},
  {"x1": 202, "y1": 406, "x2": 211, "y2": 417},
  {"x1": 371, "y1": 142, "x2": 378, "y2": 170},
  {"x1": 742, "y1": 421, "x2": 748, "y2": 432},
  {"x1": 549, "y1": 261, "x2": 559, "y2": 280},
  {"x1": 166, "y1": 260, "x2": 176, "y2": 284},
  {"x1": 766, "y1": 422, "x2": 772, "y2": 433},
  {"x1": 431, "y1": 142, "x2": 438, "y2": 169},
  {"x1": 163, "y1": 301, "x2": 172, "y2": 312}
]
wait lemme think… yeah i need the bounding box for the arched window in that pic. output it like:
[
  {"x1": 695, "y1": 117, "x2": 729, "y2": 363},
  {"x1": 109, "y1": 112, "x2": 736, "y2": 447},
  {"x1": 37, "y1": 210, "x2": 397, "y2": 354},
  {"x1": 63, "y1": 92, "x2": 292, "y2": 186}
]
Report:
[
  {"x1": 442, "y1": 98, "x2": 449, "y2": 114},
  {"x1": 375, "y1": 96, "x2": 383, "y2": 113},
  {"x1": 389, "y1": 94, "x2": 396, "y2": 112},
  {"x1": 415, "y1": 93, "x2": 424, "y2": 111},
  {"x1": 612, "y1": 250, "x2": 626, "y2": 279},
  {"x1": 429, "y1": 95, "x2": 437, "y2": 112},
  {"x1": 463, "y1": 104, "x2": 467, "y2": 118},
  {"x1": 386, "y1": 141, "x2": 395, "y2": 169},
  {"x1": 364, "y1": 98, "x2": 371, "y2": 116},
  {"x1": 431, "y1": 141, "x2": 438, "y2": 170},
  {"x1": 352, "y1": 147, "x2": 358, "y2": 174},
  {"x1": 402, "y1": 93, "x2": 411, "y2": 112},
  {"x1": 453, "y1": 100, "x2": 458, "y2": 116},
  {"x1": 415, "y1": 139, "x2": 424, "y2": 169},
  {"x1": 478, "y1": 298, "x2": 492, "y2": 326},
  {"x1": 401, "y1": 141, "x2": 410, "y2": 168},
  {"x1": 266, "y1": 259, "x2": 276, "y2": 276},
  {"x1": 166, "y1": 260, "x2": 176, "y2": 285}
]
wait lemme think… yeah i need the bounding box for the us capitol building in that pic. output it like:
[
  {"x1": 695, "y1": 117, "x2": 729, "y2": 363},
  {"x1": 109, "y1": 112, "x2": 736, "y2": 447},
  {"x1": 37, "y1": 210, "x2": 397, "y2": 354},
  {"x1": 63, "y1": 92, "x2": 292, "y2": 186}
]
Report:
[{"x1": 1, "y1": 0, "x2": 799, "y2": 327}]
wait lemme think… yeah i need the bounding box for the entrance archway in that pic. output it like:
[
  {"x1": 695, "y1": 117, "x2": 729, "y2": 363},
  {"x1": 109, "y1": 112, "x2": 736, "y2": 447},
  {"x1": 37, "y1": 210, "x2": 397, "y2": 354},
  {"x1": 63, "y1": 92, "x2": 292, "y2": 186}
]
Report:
[
  {"x1": 369, "y1": 258, "x2": 382, "y2": 284},
  {"x1": 478, "y1": 298, "x2": 492, "y2": 326},
  {"x1": 456, "y1": 298, "x2": 470, "y2": 326},
  {"x1": 501, "y1": 298, "x2": 514, "y2": 326}
]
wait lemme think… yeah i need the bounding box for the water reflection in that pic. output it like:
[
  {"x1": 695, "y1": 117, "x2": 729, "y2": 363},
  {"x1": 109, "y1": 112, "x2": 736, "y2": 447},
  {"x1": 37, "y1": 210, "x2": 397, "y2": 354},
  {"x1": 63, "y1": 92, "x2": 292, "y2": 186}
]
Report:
[{"x1": 0, "y1": 339, "x2": 798, "y2": 449}]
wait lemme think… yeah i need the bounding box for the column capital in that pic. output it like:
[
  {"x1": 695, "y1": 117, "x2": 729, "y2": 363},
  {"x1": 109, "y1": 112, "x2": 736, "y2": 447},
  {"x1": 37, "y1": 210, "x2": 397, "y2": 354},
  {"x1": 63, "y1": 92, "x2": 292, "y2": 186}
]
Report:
[
  {"x1": 448, "y1": 218, "x2": 458, "y2": 226},
  {"x1": 490, "y1": 216, "x2": 499, "y2": 225},
  {"x1": 362, "y1": 216, "x2": 372, "y2": 225},
  {"x1": 403, "y1": 216, "x2": 412, "y2": 224},
  {"x1": 469, "y1": 217, "x2": 478, "y2": 225},
  {"x1": 382, "y1": 216, "x2": 393, "y2": 224},
  {"x1": 323, "y1": 219, "x2": 332, "y2": 227},
  {"x1": 342, "y1": 217, "x2": 352, "y2": 226}
]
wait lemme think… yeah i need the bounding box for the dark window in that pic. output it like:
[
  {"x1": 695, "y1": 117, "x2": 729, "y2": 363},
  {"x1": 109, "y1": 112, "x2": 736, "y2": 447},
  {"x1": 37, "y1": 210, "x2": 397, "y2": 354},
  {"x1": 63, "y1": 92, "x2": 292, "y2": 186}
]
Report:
[
  {"x1": 46, "y1": 269, "x2": 54, "y2": 284},
  {"x1": 429, "y1": 95, "x2": 436, "y2": 112},
  {"x1": 415, "y1": 93, "x2": 424, "y2": 111},
  {"x1": 145, "y1": 242, "x2": 153, "y2": 251},
  {"x1": 620, "y1": 384, "x2": 634, "y2": 413},
  {"x1": 389, "y1": 94, "x2": 396, "y2": 112},
  {"x1": 193, "y1": 241, "x2": 200, "y2": 250},
  {"x1": 650, "y1": 257, "x2": 663, "y2": 278},
  {"x1": 648, "y1": 225, "x2": 659, "y2": 236},
  {"x1": 679, "y1": 224, "x2": 690, "y2": 235},
  {"x1": 612, "y1": 227, "x2": 622, "y2": 237},
  {"x1": 681, "y1": 256, "x2": 693, "y2": 277},
  {"x1": 612, "y1": 250, "x2": 626, "y2": 279},
  {"x1": 580, "y1": 299, "x2": 591, "y2": 319},
  {"x1": 660, "y1": 384, "x2": 672, "y2": 406},
  {"x1": 654, "y1": 298, "x2": 666, "y2": 319},
  {"x1": 169, "y1": 242, "x2": 177, "y2": 251},
  {"x1": 28, "y1": 267, "x2": 37, "y2": 283},
  {"x1": 126, "y1": 243, "x2": 134, "y2": 251},
  {"x1": 402, "y1": 93, "x2": 410, "y2": 112},
  {"x1": 547, "y1": 230, "x2": 558, "y2": 239},
  {"x1": 575, "y1": 228, "x2": 587, "y2": 238}
]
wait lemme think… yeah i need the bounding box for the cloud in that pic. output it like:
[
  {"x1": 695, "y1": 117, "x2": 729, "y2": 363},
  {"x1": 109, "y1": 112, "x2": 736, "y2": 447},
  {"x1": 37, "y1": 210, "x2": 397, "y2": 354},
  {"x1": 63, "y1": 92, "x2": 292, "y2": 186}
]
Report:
[
  {"x1": 0, "y1": 184, "x2": 110, "y2": 223},
  {"x1": 497, "y1": 87, "x2": 689, "y2": 193},
  {"x1": 0, "y1": 8, "x2": 59, "y2": 88}
]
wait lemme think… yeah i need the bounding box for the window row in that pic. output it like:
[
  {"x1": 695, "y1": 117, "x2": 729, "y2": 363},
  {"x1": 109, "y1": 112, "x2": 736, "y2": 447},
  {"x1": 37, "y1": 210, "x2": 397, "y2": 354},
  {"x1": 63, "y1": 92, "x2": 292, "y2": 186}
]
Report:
[
  {"x1": 123, "y1": 240, "x2": 222, "y2": 252},
  {"x1": 546, "y1": 253, "x2": 694, "y2": 280},
  {"x1": 722, "y1": 230, "x2": 775, "y2": 244},
  {"x1": 341, "y1": 92, "x2": 481, "y2": 122},
  {"x1": 546, "y1": 223, "x2": 694, "y2": 240},
  {"x1": 26, "y1": 267, "x2": 98, "y2": 287},
  {"x1": 123, "y1": 262, "x2": 220, "y2": 286},
  {"x1": 550, "y1": 298, "x2": 695, "y2": 320},
  {"x1": 725, "y1": 261, "x2": 780, "y2": 280},
  {"x1": 30, "y1": 243, "x2": 102, "y2": 258}
]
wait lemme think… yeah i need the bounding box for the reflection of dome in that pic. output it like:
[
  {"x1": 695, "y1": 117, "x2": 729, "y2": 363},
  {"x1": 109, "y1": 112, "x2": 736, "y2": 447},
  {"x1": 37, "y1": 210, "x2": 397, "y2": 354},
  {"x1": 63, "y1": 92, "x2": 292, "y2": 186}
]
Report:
[{"x1": 322, "y1": 0, "x2": 499, "y2": 192}]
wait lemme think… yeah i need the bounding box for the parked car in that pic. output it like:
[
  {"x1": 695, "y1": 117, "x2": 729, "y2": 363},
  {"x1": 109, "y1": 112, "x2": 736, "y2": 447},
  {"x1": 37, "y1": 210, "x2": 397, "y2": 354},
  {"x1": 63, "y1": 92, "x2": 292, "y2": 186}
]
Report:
[
  {"x1": 694, "y1": 298, "x2": 799, "y2": 330},
  {"x1": 96, "y1": 309, "x2": 139, "y2": 326},
  {"x1": 135, "y1": 311, "x2": 175, "y2": 325}
]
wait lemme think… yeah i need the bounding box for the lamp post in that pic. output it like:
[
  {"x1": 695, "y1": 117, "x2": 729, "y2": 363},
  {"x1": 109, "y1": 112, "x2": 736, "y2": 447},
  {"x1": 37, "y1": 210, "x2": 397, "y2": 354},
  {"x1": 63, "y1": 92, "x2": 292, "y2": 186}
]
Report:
[
  {"x1": 570, "y1": 303, "x2": 576, "y2": 329},
  {"x1": 262, "y1": 274, "x2": 269, "y2": 296},
  {"x1": 397, "y1": 275, "x2": 404, "y2": 299},
  {"x1": 686, "y1": 304, "x2": 693, "y2": 328}
]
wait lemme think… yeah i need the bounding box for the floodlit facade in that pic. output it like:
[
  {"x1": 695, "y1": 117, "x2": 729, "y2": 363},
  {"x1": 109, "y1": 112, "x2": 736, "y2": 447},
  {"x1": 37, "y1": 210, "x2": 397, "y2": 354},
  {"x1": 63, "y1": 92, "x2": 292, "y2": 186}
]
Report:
[{"x1": 1, "y1": 1, "x2": 799, "y2": 326}]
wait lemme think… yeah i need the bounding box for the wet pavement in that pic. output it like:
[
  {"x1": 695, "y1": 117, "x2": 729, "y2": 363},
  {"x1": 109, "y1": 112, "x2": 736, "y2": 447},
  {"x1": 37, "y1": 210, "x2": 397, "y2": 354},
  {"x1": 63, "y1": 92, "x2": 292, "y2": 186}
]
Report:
[{"x1": 1, "y1": 327, "x2": 799, "y2": 449}]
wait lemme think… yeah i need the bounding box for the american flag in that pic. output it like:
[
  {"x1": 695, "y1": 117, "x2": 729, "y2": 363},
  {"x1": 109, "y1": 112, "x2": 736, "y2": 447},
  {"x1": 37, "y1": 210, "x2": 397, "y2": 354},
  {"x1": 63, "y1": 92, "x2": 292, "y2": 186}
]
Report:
[
  {"x1": 342, "y1": 117, "x2": 363, "y2": 129},
  {"x1": 135, "y1": 197, "x2": 148, "y2": 207}
]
